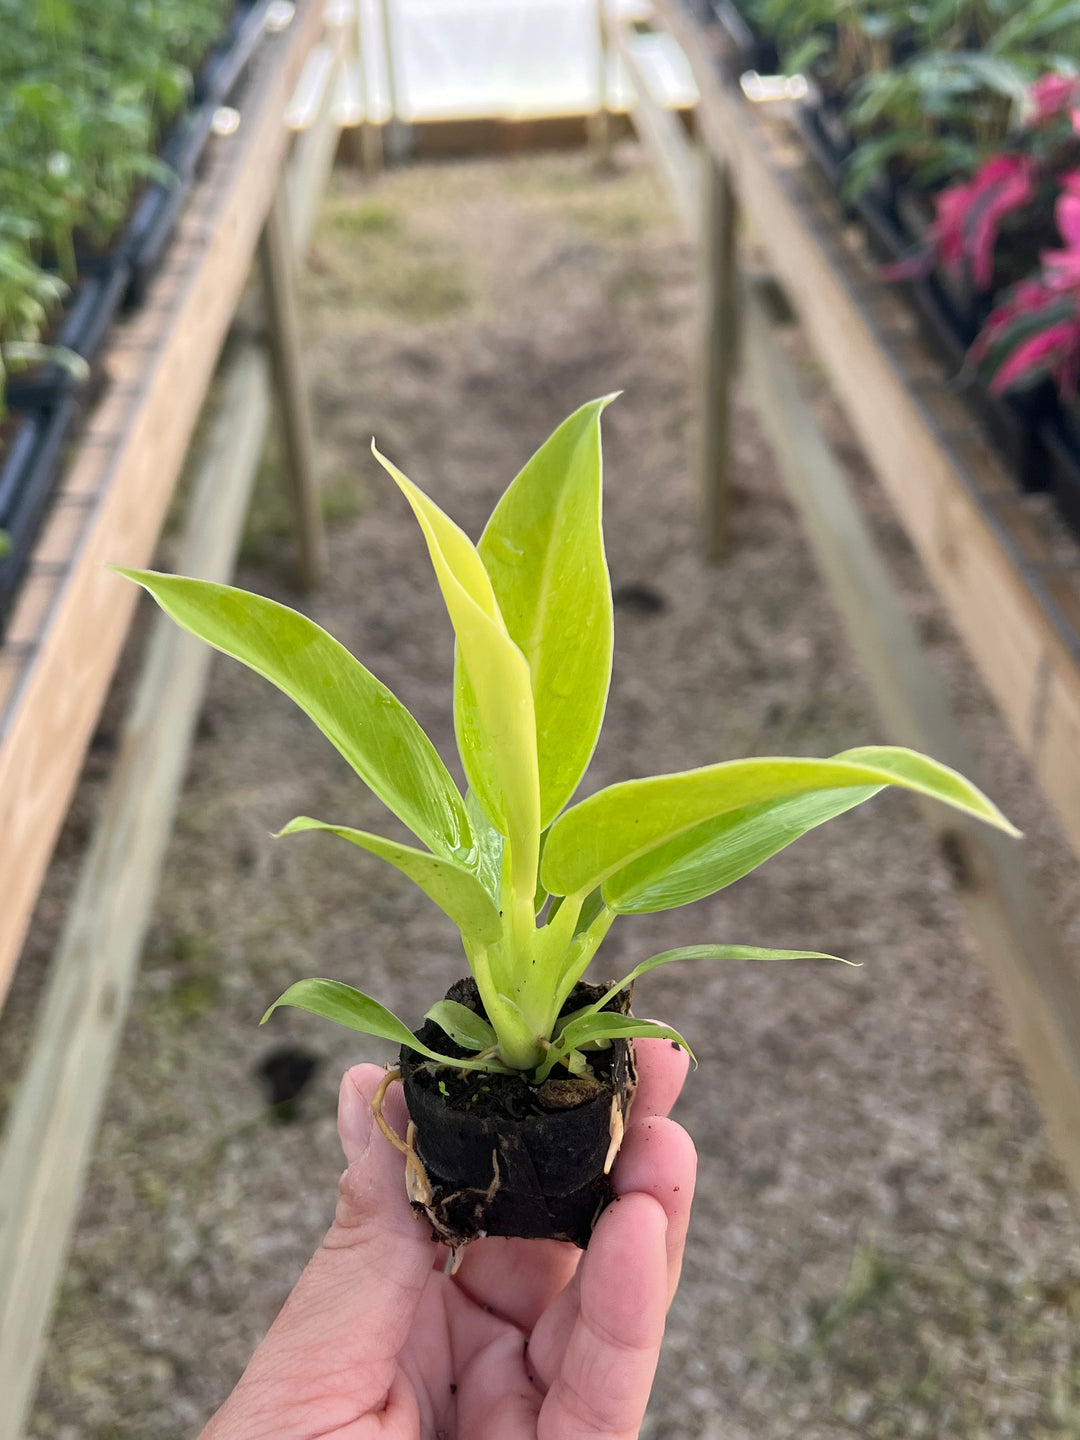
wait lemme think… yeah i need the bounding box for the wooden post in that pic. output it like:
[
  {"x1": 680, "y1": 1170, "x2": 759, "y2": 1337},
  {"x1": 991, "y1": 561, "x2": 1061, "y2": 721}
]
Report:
[
  {"x1": 699, "y1": 150, "x2": 738, "y2": 562},
  {"x1": 355, "y1": 0, "x2": 384, "y2": 174},
  {"x1": 257, "y1": 180, "x2": 326, "y2": 589},
  {"x1": 590, "y1": 0, "x2": 614, "y2": 170},
  {"x1": 741, "y1": 277, "x2": 1080, "y2": 1201}
]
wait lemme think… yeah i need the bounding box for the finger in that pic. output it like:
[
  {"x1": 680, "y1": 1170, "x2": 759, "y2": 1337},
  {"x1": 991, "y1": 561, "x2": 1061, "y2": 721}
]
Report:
[
  {"x1": 452, "y1": 1235, "x2": 581, "y2": 1333},
  {"x1": 612, "y1": 1114, "x2": 696, "y2": 1303},
  {"x1": 527, "y1": 1114, "x2": 696, "y2": 1391},
  {"x1": 539, "y1": 1193, "x2": 670, "y2": 1438},
  {"x1": 631, "y1": 1036, "x2": 691, "y2": 1119},
  {"x1": 203, "y1": 1065, "x2": 434, "y2": 1436}
]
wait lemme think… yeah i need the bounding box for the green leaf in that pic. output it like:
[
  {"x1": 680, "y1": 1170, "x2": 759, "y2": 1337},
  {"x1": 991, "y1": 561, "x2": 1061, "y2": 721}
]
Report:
[
  {"x1": 262, "y1": 979, "x2": 506, "y2": 1071},
  {"x1": 372, "y1": 447, "x2": 541, "y2": 875},
  {"x1": 542, "y1": 745, "x2": 1018, "y2": 899},
  {"x1": 424, "y1": 999, "x2": 497, "y2": 1051},
  {"x1": 476, "y1": 396, "x2": 616, "y2": 826},
  {"x1": 113, "y1": 569, "x2": 469, "y2": 860},
  {"x1": 276, "y1": 817, "x2": 503, "y2": 945},
  {"x1": 536, "y1": 1012, "x2": 694, "y2": 1082},
  {"x1": 465, "y1": 789, "x2": 505, "y2": 907},
  {"x1": 603, "y1": 787, "x2": 880, "y2": 913},
  {"x1": 589, "y1": 943, "x2": 852, "y2": 1014}
]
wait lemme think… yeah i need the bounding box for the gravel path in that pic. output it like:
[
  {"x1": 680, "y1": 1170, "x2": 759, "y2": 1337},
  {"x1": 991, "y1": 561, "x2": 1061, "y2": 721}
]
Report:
[{"x1": 6, "y1": 142, "x2": 1080, "y2": 1439}]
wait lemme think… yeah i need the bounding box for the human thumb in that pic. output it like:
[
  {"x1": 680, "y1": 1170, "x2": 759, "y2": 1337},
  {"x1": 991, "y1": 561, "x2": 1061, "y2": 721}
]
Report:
[{"x1": 200, "y1": 1065, "x2": 434, "y2": 1438}]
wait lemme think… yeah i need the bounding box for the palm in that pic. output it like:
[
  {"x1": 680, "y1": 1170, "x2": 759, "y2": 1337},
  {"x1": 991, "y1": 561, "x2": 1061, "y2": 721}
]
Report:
[{"x1": 202, "y1": 1039, "x2": 695, "y2": 1440}]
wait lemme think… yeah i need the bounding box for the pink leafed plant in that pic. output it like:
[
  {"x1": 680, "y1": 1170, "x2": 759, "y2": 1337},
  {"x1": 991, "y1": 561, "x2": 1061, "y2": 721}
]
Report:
[
  {"x1": 970, "y1": 173, "x2": 1080, "y2": 400},
  {"x1": 883, "y1": 154, "x2": 1035, "y2": 289},
  {"x1": 1028, "y1": 73, "x2": 1080, "y2": 129}
]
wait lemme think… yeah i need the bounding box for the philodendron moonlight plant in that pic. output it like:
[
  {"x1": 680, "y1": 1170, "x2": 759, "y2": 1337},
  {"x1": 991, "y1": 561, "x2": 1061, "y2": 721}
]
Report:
[{"x1": 116, "y1": 397, "x2": 1017, "y2": 1248}]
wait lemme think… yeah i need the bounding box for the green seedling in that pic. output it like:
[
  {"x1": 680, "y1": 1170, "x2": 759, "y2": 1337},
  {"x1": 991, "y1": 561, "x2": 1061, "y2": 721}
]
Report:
[{"x1": 116, "y1": 398, "x2": 1017, "y2": 1081}]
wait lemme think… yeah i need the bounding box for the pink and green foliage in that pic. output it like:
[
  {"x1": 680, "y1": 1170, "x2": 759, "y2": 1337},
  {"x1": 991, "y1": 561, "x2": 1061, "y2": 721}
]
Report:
[
  {"x1": 1027, "y1": 72, "x2": 1080, "y2": 129},
  {"x1": 885, "y1": 73, "x2": 1080, "y2": 295},
  {"x1": 970, "y1": 171, "x2": 1080, "y2": 398}
]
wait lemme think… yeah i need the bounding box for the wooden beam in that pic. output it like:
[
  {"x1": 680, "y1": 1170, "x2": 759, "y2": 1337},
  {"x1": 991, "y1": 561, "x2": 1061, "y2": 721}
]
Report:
[
  {"x1": 258, "y1": 180, "x2": 327, "y2": 589},
  {"x1": 698, "y1": 152, "x2": 737, "y2": 560},
  {"x1": 590, "y1": 0, "x2": 614, "y2": 169},
  {"x1": 0, "y1": 343, "x2": 270, "y2": 1440},
  {"x1": 741, "y1": 280, "x2": 1080, "y2": 1196},
  {"x1": 0, "y1": 0, "x2": 324, "y2": 1007},
  {"x1": 606, "y1": 15, "x2": 698, "y2": 230},
  {"x1": 653, "y1": 0, "x2": 1080, "y2": 868}
]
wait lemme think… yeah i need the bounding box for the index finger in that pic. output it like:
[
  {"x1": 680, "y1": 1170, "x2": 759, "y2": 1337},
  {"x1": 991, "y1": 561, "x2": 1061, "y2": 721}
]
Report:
[{"x1": 630, "y1": 1035, "x2": 691, "y2": 1119}]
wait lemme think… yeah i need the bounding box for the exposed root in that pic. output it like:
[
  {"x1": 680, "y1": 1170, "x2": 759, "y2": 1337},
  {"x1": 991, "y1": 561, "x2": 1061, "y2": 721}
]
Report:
[
  {"x1": 372, "y1": 1068, "x2": 408, "y2": 1154},
  {"x1": 603, "y1": 1093, "x2": 625, "y2": 1175},
  {"x1": 372, "y1": 1066, "x2": 434, "y2": 1208}
]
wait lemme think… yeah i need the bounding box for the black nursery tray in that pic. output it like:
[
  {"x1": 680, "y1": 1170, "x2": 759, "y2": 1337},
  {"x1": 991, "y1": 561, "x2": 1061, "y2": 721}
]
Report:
[
  {"x1": 0, "y1": 396, "x2": 79, "y2": 636},
  {"x1": 788, "y1": 98, "x2": 1058, "y2": 498},
  {"x1": 4, "y1": 261, "x2": 131, "y2": 412},
  {"x1": 1043, "y1": 408, "x2": 1080, "y2": 541},
  {"x1": 194, "y1": 0, "x2": 277, "y2": 107},
  {"x1": 703, "y1": 0, "x2": 779, "y2": 77}
]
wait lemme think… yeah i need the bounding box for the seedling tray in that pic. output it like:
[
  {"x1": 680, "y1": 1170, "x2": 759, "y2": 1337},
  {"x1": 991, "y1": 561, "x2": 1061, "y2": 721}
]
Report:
[
  {"x1": 1043, "y1": 408, "x2": 1080, "y2": 542},
  {"x1": 194, "y1": 0, "x2": 276, "y2": 107},
  {"x1": 0, "y1": 397, "x2": 78, "y2": 635},
  {"x1": 123, "y1": 102, "x2": 222, "y2": 308},
  {"x1": 706, "y1": 0, "x2": 779, "y2": 76},
  {"x1": 4, "y1": 261, "x2": 131, "y2": 412},
  {"x1": 787, "y1": 100, "x2": 1056, "y2": 498}
]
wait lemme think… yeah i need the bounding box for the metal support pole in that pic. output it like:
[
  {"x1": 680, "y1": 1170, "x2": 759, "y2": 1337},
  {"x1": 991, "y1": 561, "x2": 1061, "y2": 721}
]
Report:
[
  {"x1": 257, "y1": 180, "x2": 326, "y2": 588},
  {"x1": 699, "y1": 150, "x2": 738, "y2": 561}
]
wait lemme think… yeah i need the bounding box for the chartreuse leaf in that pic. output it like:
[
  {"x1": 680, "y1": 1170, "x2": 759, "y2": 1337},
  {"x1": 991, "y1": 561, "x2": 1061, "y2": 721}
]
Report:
[
  {"x1": 262, "y1": 979, "x2": 509, "y2": 1072},
  {"x1": 603, "y1": 787, "x2": 880, "y2": 913},
  {"x1": 372, "y1": 447, "x2": 541, "y2": 879},
  {"x1": 464, "y1": 790, "x2": 504, "y2": 907},
  {"x1": 587, "y1": 944, "x2": 853, "y2": 1015},
  {"x1": 542, "y1": 746, "x2": 1019, "y2": 899},
  {"x1": 113, "y1": 570, "x2": 469, "y2": 860},
  {"x1": 424, "y1": 1000, "x2": 497, "y2": 1051},
  {"x1": 276, "y1": 817, "x2": 502, "y2": 945},
  {"x1": 477, "y1": 397, "x2": 616, "y2": 827},
  {"x1": 535, "y1": 1012, "x2": 693, "y2": 1082}
]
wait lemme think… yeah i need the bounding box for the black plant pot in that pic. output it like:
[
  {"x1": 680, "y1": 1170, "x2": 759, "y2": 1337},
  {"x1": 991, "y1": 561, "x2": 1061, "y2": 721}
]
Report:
[
  {"x1": 793, "y1": 98, "x2": 855, "y2": 197},
  {"x1": 706, "y1": 0, "x2": 779, "y2": 76},
  {"x1": 0, "y1": 396, "x2": 79, "y2": 635},
  {"x1": 400, "y1": 977, "x2": 638, "y2": 1249},
  {"x1": 123, "y1": 101, "x2": 224, "y2": 308},
  {"x1": 5, "y1": 261, "x2": 131, "y2": 412},
  {"x1": 1043, "y1": 403, "x2": 1080, "y2": 541},
  {"x1": 193, "y1": 0, "x2": 275, "y2": 106}
]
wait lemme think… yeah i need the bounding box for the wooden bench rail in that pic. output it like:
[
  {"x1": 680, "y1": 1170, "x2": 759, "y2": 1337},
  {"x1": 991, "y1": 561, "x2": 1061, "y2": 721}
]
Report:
[{"x1": 0, "y1": 0, "x2": 326, "y2": 1008}]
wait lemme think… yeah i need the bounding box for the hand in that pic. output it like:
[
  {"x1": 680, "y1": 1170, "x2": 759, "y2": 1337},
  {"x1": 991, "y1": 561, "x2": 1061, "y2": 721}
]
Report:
[{"x1": 201, "y1": 1038, "x2": 696, "y2": 1439}]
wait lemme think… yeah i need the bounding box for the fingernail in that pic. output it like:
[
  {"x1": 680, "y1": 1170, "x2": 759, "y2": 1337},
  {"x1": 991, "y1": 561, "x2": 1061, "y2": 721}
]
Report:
[{"x1": 339, "y1": 1074, "x2": 374, "y2": 1166}]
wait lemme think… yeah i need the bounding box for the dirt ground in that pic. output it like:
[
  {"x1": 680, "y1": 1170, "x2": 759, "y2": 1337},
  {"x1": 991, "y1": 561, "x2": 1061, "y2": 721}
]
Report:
[{"x1": 7, "y1": 140, "x2": 1080, "y2": 1439}]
